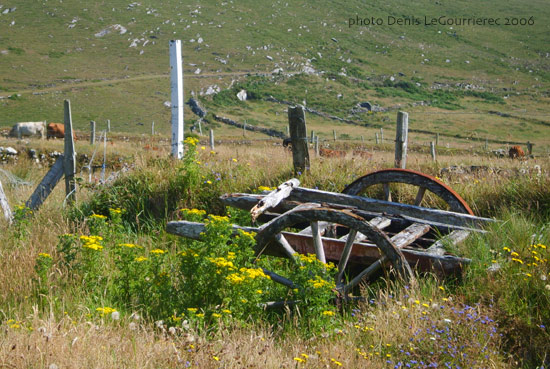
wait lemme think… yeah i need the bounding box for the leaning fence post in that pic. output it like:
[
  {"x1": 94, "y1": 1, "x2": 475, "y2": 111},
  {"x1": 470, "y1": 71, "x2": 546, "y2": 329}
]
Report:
[
  {"x1": 430, "y1": 141, "x2": 437, "y2": 162},
  {"x1": 209, "y1": 129, "x2": 215, "y2": 150},
  {"x1": 26, "y1": 156, "x2": 65, "y2": 211},
  {"x1": 64, "y1": 100, "x2": 77, "y2": 204},
  {"x1": 395, "y1": 111, "x2": 408, "y2": 169},
  {"x1": 0, "y1": 179, "x2": 13, "y2": 225},
  {"x1": 288, "y1": 105, "x2": 310, "y2": 173},
  {"x1": 90, "y1": 121, "x2": 96, "y2": 145}
]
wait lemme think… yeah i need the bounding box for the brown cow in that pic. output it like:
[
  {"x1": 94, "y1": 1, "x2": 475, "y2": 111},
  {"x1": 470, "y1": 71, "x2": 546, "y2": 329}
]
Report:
[
  {"x1": 319, "y1": 147, "x2": 346, "y2": 158},
  {"x1": 47, "y1": 123, "x2": 77, "y2": 140},
  {"x1": 352, "y1": 149, "x2": 373, "y2": 159},
  {"x1": 509, "y1": 145, "x2": 525, "y2": 159}
]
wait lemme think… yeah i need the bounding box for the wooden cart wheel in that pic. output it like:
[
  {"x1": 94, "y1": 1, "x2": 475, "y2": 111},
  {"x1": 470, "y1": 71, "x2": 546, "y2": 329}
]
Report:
[
  {"x1": 254, "y1": 204, "x2": 414, "y2": 297},
  {"x1": 342, "y1": 168, "x2": 474, "y2": 215}
]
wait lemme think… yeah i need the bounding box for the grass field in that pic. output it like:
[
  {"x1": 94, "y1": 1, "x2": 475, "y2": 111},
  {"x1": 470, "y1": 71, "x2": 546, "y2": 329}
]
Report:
[{"x1": 1, "y1": 0, "x2": 549, "y2": 150}]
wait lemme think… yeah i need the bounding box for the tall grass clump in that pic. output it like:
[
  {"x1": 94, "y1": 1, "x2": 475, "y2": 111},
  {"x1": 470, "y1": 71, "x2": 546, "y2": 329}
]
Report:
[{"x1": 458, "y1": 211, "x2": 550, "y2": 367}]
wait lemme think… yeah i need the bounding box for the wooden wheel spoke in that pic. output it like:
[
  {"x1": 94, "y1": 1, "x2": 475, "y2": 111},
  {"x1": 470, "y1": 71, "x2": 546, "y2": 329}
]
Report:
[
  {"x1": 414, "y1": 186, "x2": 427, "y2": 206},
  {"x1": 383, "y1": 183, "x2": 392, "y2": 202},
  {"x1": 336, "y1": 229, "x2": 357, "y2": 285},
  {"x1": 310, "y1": 221, "x2": 326, "y2": 264},
  {"x1": 275, "y1": 233, "x2": 298, "y2": 262}
]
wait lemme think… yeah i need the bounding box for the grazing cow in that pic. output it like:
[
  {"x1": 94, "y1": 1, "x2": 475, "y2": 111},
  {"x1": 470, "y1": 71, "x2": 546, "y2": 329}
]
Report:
[
  {"x1": 319, "y1": 147, "x2": 346, "y2": 158},
  {"x1": 47, "y1": 122, "x2": 76, "y2": 140},
  {"x1": 509, "y1": 145, "x2": 525, "y2": 159},
  {"x1": 352, "y1": 149, "x2": 373, "y2": 159},
  {"x1": 9, "y1": 121, "x2": 46, "y2": 139}
]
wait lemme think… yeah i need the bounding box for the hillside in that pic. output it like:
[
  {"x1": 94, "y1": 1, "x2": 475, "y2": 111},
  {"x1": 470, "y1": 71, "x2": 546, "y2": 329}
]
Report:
[{"x1": 1, "y1": 0, "x2": 549, "y2": 147}]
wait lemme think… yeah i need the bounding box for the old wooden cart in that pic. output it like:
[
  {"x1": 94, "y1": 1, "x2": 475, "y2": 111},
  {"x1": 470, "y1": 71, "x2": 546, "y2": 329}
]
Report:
[{"x1": 167, "y1": 169, "x2": 493, "y2": 299}]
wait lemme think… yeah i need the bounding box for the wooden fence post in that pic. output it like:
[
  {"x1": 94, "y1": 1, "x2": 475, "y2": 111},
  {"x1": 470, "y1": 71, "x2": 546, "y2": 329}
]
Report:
[
  {"x1": 90, "y1": 121, "x2": 96, "y2": 145},
  {"x1": 375, "y1": 132, "x2": 379, "y2": 145},
  {"x1": 243, "y1": 122, "x2": 246, "y2": 137},
  {"x1": 311, "y1": 130, "x2": 315, "y2": 144},
  {"x1": 107, "y1": 119, "x2": 111, "y2": 132},
  {"x1": 152, "y1": 121, "x2": 155, "y2": 135},
  {"x1": 288, "y1": 105, "x2": 310, "y2": 173},
  {"x1": 361, "y1": 135, "x2": 364, "y2": 145},
  {"x1": 170, "y1": 39, "x2": 184, "y2": 159},
  {"x1": 315, "y1": 135, "x2": 319, "y2": 157},
  {"x1": 395, "y1": 111, "x2": 408, "y2": 169},
  {"x1": 484, "y1": 138, "x2": 488, "y2": 151},
  {"x1": 209, "y1": 129, "x2": 215, "y2": 150},
  {"x1": 0, "y1": 179, "x2": 12, "y2": 224},
  {"x1": 380, "y1": 128, "x2": 384, "y2": 143},
  {"x1": 286, "y1": 125, "x2": 290, "y2": 136},
  {"x1": 430, "y1": 141, "x2": 436, "y2": 162},
  {"x1": 527, "y1": 141, "x2": 533, "y2": 155},
  {"x1": 64, "y1": 100, "x2": 77, "y2": 204},
  {"x1": 333, "y1": 130, "x2": 336, "y2": 142},
  {"x1": 198, "y1": 120, "x2": 203, "y2": 136}
]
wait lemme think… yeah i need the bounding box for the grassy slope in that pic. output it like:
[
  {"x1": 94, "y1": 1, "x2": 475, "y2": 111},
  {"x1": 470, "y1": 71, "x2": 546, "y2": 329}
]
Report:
[{"x1": 0, "y1": 0, "x2": 549, "y2": 147}]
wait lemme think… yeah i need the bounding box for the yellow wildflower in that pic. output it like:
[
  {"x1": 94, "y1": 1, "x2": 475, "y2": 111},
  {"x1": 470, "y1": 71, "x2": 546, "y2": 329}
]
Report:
[
  {"x1": 135, "y1": 256, "x2": 148, "y2": 262},
  {"x1": 187, "y1": 308, "x2": 198, "y2": 313},
  {"x1": 38, "y1": 253, "x2": 52, "y2": 259},
  {"x1": 150, "y1": 249, "x2": 166, "y2": 254},
  {"x1": 322, "y1": 310, "x2": 335, "y2": 316},
  {"x1": 212, "y1": 313, "x2": 222, "y2": 318},
  {"x1": 90, "y1": 214, "x2": 107, "y2": 220}
]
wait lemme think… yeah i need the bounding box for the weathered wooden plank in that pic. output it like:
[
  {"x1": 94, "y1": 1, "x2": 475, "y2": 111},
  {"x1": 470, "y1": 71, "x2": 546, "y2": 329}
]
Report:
[
  {"x1": 391, "y1": 223, "x2": 431, "y2": 248},
  {"x1": 426, "y1": 230, "x2": 470, "y2": 256},
  {"x1": 25, "y1": 156, "x2": 65, "y2": 211},
  {"x1": 250, "y1": 178, "x2": 300, "y2": 221},
  {"x1": 339, "y1": 216, "x2": 391, "y2": 243},
  {"x1": 0, "y1": 179, "x2": 13, "y2": 224},
  {"x1": 166, "y1": 220, "x2": 258, "y2": 239},
  {"x1": 288, "y1": 187, "x2": 492, "y2": 228},
  {"x1": 220, "y1": 192, "x2": 488, "y2": 232}
]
